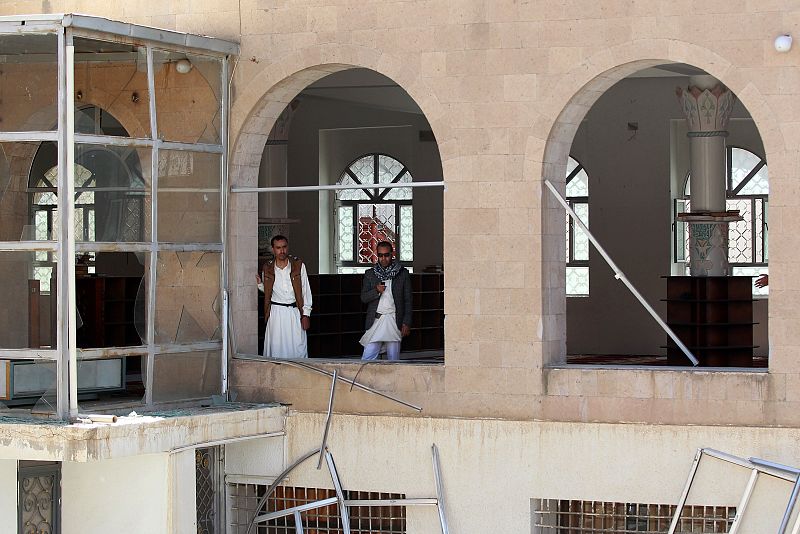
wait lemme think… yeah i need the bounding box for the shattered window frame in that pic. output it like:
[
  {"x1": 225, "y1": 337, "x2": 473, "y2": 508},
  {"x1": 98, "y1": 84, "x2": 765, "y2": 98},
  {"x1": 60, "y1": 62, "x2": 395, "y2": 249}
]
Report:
[{"x1": 0, "y1": 15, "x2": 235, "y2": 418}]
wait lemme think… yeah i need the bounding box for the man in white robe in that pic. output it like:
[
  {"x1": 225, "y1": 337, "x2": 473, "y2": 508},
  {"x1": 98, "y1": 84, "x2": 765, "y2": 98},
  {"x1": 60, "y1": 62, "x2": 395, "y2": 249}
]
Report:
[
  {"x1": 360, "y1": 241, "x2": 412, "y2": 360},
  {"x1": 256, "y1": 235, "x2": 312, "y2": 358}
]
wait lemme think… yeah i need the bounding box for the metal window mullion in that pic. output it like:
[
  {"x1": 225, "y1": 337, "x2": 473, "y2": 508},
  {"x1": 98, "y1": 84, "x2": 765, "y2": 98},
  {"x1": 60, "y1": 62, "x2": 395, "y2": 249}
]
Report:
[
  {"x1": 72, "y1": 133, "x2": 154, "y2": 147},
  {"x1": 145, "y1": 45, "x2": 158, "y2": 407},
  {"x1": 220, "y1": 56, "x2": 230, "y2": 398},
  {"x1": 65, "y1": 31, "x2": 80, "y2": 419},
  {"x1": 0, "y1": 131, "x2": 59, "y2": 142}
]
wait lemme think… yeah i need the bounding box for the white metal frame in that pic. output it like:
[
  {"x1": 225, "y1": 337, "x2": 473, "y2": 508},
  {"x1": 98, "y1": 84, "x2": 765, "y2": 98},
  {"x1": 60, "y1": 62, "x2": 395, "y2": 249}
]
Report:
[
  {"x1": 668, "y1": 448, "x2": 800, "y2": 534},
  {"x1": 0, "y1": 16, "x2": 236, "y2": 418}
]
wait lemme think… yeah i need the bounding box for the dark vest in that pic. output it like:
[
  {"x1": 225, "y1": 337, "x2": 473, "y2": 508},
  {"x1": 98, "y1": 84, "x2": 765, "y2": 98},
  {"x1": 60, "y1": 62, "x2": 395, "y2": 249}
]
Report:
[{"x1": 262, "y1": 257, "x2": 304, "y2": 323}]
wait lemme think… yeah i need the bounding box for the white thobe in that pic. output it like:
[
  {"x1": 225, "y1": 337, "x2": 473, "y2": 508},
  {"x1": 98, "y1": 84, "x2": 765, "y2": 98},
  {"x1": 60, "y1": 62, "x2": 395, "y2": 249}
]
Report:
[
  {"x1": 360, "y1": 279, "x2": 402, "y2": 357},
  {"x1": 259, "y1": 262, "x2": 312, "y2": 359}
]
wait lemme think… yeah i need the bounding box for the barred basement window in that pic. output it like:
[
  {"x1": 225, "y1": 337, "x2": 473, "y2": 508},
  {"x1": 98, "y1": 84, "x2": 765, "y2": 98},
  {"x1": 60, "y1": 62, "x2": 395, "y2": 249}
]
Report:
[
  {"x1": 229, "y1": 484, "x2": 406, "y2": 534},
  {"x1": 196, "y1": 447, "x2": 223, "y2": 534},
  {"x1": 532, "y1": 499, "x2": 735, "y2": 533}
]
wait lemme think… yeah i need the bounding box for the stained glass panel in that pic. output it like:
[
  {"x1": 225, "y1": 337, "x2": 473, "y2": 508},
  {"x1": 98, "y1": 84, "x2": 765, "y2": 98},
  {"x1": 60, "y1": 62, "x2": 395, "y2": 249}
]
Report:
[
  {"x1": 399, "y1": 205, "x2": 413, "y2": 261},
  {"x1": 730, "y1": 147, "x2": 764, "y2": 192},
  {"x1": 357, "y1": 204, "x2": 396, "y2": 264},
  {"x1": 338, "y1": 206, "x2": 354, "y2": 262},
  {"x1": 336, "y1": 173, "x2": 369, "y2": 201},
  {"x1": 727, "y1": 198, "x2": 752, "y2": 264},
  {"x1": 573, "y1": 204, "x2": 589, "y2": 261},
  {"x1": 566, "y1": 267, "x2": 589, "y2": 296}
]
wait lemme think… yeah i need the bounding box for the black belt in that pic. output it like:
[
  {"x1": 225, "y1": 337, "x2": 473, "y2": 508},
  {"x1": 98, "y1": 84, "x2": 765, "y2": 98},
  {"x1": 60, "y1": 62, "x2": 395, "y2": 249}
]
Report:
[{"x1": 270, "y1": 301, "x2": 297, "y2": 308}]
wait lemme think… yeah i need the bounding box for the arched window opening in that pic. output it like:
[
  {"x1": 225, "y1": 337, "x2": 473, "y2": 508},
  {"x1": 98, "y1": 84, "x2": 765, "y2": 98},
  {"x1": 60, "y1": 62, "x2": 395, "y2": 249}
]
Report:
[
  {"x1": 566, "y1": 156, "x2": 589, "y2": 296},
  {"x1": 28, "y1": 105, "x2": 145, "y2": 292},
  {"x1": 335, "y1": 153, "x2": 413, "y2": 274},
  {"x1": 675, "y1": 146, "x2": 768, "y2": 296}
]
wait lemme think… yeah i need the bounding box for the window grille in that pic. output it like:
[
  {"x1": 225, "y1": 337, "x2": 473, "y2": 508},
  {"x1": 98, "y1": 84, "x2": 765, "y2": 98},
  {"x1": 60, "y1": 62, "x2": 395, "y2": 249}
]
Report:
[
  {"x1": 675, "y1": 146, "x2": 768, "y2": 296},
  {"x1": 228, "y1": 483, "x2": 406, "y2": 534},
  {"x1": 18, "y1": 461, "x2": 60, "y2": 534},
  {"x1": 335, "y1": 154, "x2": 413, "y2": 272},
  {"x1": 566, "y1": 156, "x2": 589, "y2": 296},
  {"x1": 533, "y1": 499, "x2": 734, "y2": 533},
  {"x1": 196, "y1": 447, "x2": 222, "y2": 534}
]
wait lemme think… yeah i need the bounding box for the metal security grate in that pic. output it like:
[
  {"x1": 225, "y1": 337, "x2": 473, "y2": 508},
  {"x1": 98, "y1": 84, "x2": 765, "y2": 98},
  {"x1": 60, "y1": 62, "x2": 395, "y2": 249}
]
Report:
[
  {"x1": 533, "y1": 499, "x2": 734, "y2": 533},
  {"x1": 228, "y1": 484, "x2": 406, "y2": 534},
  {"x1": 196, "y1": 447, "x2": 218, "y2": 534},
  {"x1": 18, "y1": 461, "x2": 60, "y2": 534}
]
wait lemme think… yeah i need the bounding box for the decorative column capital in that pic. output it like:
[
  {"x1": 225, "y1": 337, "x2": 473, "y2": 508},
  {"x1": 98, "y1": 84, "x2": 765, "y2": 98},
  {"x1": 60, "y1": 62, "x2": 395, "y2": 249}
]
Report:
[{"x1": 676, "y1": 83, "x2": 736, "y2": 134}]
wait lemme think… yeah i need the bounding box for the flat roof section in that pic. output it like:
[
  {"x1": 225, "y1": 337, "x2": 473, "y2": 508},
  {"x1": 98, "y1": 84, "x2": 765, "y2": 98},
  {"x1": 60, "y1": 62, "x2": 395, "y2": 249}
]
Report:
[{"x1": 0, "y1": 13, "x2": 239, "y2": 56}]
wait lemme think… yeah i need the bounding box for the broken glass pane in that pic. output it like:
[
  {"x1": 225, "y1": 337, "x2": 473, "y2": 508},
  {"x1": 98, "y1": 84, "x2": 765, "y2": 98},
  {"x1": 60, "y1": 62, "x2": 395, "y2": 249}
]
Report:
[
  {"x1": 153, "y1": 51, "x2": 222, "y2": 145},
  {"x1": 157, "y1": 151, "x2": 221, "y2": 243},
  {"x1": 0, "y1": 34, "x2": 58, "y2": 132},
  {"x1": 155, "y1": 251, "x2": 221, "y2": 344},
  {"x1": 152, "y1": 351, "x2": 221, "y2": 402},
  {"x1": 73, "y1": 38, "x2": 151, "y2": 138},
  {"x1": 0, "y1": 251, "x2": 56, "y2": 349}
]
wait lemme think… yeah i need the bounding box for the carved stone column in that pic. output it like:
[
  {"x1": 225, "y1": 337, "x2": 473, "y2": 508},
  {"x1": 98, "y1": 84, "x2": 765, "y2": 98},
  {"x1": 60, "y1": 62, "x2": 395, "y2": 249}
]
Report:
[{"x1": 676, "y1": 75, "x2": 740, "y2": 276}]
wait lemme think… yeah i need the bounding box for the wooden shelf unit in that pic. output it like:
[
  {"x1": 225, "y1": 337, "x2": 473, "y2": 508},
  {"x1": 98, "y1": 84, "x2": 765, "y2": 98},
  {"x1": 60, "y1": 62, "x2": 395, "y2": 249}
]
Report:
[
  {"x1": 258, "y1": 273, "x2": 444, "y2": 358},
  {"x1": 664, "y1": 276, "x2": 756, "y2": 367}
]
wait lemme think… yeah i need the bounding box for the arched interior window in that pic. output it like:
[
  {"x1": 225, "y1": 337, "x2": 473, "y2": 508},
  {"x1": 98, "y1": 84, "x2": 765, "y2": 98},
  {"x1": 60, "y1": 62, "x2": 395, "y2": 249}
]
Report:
[
  {"x1": 335, "y1": 153, "x2": 413, "y2": 274},
  {"x1": 566, "y1": 156, "x2": 589, "y2": 296},
  {"x1": 675, "y1": 146, "x2": 769, "y2": 295},
  {"x1": 28, "y1": 105, "x2": 144, "y2": 291}
]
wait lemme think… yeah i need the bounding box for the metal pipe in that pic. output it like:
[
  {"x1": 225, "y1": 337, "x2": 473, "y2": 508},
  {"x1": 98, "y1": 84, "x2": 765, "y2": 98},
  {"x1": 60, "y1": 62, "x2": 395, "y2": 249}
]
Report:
[
  {"x1": 544, "y1": 179, "x2": 699, "y2": 366},
  {"x1": 231, "y1": 181, "x2": 444, "y2": 194},
  {"x1": 345, "y1": 499, "x2": 439, "y2": 507},
  {"x1": 432, "y1": 444, "x2": 450, "y2": 534},
  {"x1": 234, "y1": 354, "x2": 422, "y2": 411},
  {"x1": 317, "y1": 370, "x2": 338, "y2": 469},
  {"x1": 729, "y1": 469, "x2": 759, "y2": 534},
  {"x1": 245, "y1": 447, "x2": 321, "y2": 534},
  {"x1": 704, "y1": 448, "x2": 796, "y2": 482},
  {"x1": 749, "y1": 457, "x2": 800, "y2": 475},
  {"x1": 221, "y1": 290, "x2": 229, "y2": 396},
  {"x1": 65, "y1": 39, "x2": 79, "y2": 419},
  {"x1": 54, "y1": 26, "x2": 69, "y2": 419},
  {"x1": 253, "y1": 497, "x2": 338, "y2": 524},
  {"x1": 220, "y1": 54, "x2": 230, "y2": 400},
  {"x1": 294, "y1": 510, "x2": 304, "y2": 534},
  {"x1": 779, "y1": 479, "x2": 800, "y2": 534},
  {"x1": 668, "y1": 448, "x2": 704, "y2": 534},
  {"x1": 144, "y1": 44, "x2": 158, "y2": 407},
  {"x1": 169, "y1": 430, "x2": 284, "y2": 454},
  {"x1": 324, "y1": 451, "x2": 351, "y2": 534}
]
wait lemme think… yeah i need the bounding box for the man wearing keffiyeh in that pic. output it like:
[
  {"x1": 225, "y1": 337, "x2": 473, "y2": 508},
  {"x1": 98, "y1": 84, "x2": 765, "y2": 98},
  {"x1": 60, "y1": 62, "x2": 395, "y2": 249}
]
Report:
[{"x1": 359, "y1": 241, "x2": 412, "y2": 360}]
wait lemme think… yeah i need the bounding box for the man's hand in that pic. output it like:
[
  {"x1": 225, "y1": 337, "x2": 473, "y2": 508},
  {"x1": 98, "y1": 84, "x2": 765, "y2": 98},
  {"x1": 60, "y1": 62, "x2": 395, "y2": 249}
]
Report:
[
  {"x1": 376, "y1": 282, "x2": 386, "y2": 294},
  {"x1": 401, "y1": 324, "x2": 411, "y2": 337},
  {"x1": 301, "y1": 316, "x2": 311, "y2": 331},
  {"x1": 755, "y1": 274, "x2": 769, "y2": 288},
  {"x1": 255, "y1": 273, "x2": 262, "y2": 285}
]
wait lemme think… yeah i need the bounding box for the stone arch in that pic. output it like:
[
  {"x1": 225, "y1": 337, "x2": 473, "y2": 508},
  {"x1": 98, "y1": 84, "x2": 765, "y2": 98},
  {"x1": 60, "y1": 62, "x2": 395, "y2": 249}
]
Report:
[
  {"x1": 227, "y1": 44, "x2": 451, "y2": 354},
  {"x1": 533, "y1": 40, "x2": 787, "y2": 366}
]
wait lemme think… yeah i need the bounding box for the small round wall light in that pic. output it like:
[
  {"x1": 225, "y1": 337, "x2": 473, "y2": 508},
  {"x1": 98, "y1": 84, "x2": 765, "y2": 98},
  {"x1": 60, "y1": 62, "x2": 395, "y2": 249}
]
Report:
[
  {"x1": 175, "y1": 58, "x2": 193, "y2": 74},
  {"x1": 774, "y1": 34, "x2": 793, "y2": 53}
]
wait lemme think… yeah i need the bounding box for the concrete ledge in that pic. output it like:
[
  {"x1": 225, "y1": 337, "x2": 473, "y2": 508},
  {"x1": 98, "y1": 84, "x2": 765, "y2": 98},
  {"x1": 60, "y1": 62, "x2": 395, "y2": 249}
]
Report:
[{"x1": 0, "y1": 403, "x2": 286, "y2": 462}]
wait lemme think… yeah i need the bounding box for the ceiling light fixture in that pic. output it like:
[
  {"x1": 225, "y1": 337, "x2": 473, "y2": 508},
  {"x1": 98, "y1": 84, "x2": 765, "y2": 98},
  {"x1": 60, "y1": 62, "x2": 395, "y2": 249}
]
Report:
[
  {"x1": 774, "y1": 34, "x2": 792, "y2": 53},
  {"x1": 175, "y1": 58, "x2": 193, "y2": 74}
]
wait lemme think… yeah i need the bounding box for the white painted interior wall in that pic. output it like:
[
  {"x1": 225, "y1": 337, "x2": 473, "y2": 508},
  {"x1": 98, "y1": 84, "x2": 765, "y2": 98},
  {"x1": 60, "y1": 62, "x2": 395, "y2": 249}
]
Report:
[
  {"x1": 61, "y1": 454, "x2": 172, "y2": 534},
  {"x1": 0, "y1": 459, "x2": 16, "y2": 533},
  {"x1": 567, "y1": 76, "x2": 768, "y2": 357}
]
